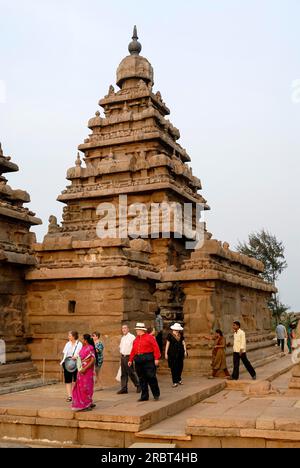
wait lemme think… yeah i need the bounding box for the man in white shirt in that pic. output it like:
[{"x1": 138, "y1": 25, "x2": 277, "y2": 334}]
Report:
[
  {"x1": 275, "y1": 323, "x2": 287, "y2": 352},
  {"x1": 230, "y1": 321, "x2": 256, "y2": 381},
  {"x1": 117, "y1": 324, "x2": 141, "y2": 394}
]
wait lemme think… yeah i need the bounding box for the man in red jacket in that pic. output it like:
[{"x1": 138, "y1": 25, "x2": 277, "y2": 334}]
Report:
[{"x1": 128, "y1": 322, "x2": 161, "y2": 402}]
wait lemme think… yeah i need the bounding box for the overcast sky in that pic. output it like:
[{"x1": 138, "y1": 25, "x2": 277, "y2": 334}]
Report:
[{"x1": 1, "y1": 0, "x2": 299, "y2": 310}]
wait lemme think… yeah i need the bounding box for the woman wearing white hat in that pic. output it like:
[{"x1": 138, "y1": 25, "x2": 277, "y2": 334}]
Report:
[{"x1": 165, "y1": 323, "x2": 187, "y2": 387}]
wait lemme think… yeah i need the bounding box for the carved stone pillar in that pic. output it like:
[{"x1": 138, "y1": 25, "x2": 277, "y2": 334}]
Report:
[{"x1": 181, "y1": 280, "x2": 216, "y2": 375}]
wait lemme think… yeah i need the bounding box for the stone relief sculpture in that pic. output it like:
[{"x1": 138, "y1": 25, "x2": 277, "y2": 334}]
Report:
[{"x1": 48, "y1": 215, "x2": 60, "y2": 233}]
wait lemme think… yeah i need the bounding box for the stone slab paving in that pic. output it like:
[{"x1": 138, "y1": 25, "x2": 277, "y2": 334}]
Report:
[
  {"x1": 136, "y1": 356, "x2": 299, "y2": 447},
  {"x1": 0, "y1": 355, "x2": 294, "y2": 448},
  {"x1": 129, "y1": 443, "x2": 176, "y2": 448},
  {"x1": 0, "y1": 375, "x2": 226, "y2": 447}
]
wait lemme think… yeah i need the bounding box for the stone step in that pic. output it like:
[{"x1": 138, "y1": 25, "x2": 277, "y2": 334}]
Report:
[
  {"x1": 0, "y1": 372, "x2": 41, "y2": 385},
  {"x1": 0, "y1": 377, "x2": 226, "y2": 447},
  {"x1": 0, "y1": 356, "x2": 292, "y2": 448},
  {"x1": 0, "y1": 378, "x2": 58, "y2": 396},
  {"x1": 129, "y1": 443, "x2": 176, "y2": 448},
  {"x1": 0, "y1": 436, "x2": 81, "y2": 448},
  {"x1": 135, "y1": 355, "x2": 293, "y2": 447},
  {"x1": 0, "y1": 361, "x2": 40, "y2": 381}
]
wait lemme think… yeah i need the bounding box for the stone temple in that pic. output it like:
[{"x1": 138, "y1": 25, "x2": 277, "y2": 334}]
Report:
[
  {"x1": 0, "y1": 143, "x2": 41, "y2": 383},
  {"x1": 1, "y1": 28, "x2": 277, "y2": 384}
]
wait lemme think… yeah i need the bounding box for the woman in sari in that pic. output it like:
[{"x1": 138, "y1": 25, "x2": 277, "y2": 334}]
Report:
[
  {"x1": 204, "y1": 329, "x2": 230, "y2": 379},
  {"x1": 72, "y1": 334, "x2": 96, "y2": 412}
]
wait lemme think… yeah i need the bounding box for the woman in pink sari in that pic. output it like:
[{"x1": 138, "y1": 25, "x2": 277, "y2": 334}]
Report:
[{"x1": 72, "y1": 334, "x2": 96, "y2": 412}]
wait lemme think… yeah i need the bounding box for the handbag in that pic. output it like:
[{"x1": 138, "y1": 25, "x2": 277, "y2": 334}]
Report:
[
  {"x1": 116, "y1": 366, "x2": 121, "y2": 382},
  {"x1": 63, "y1": 341, "x2": 80, "y2": 373}
]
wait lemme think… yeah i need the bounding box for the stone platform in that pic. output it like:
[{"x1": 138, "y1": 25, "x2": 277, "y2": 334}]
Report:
[
  {"x1": 136, "y1": 357, "x2": 299, "y2": 448},
  {"x1": 0, "y1": 355, "x2": 293, "y2": 448},
  {"x1": 0, "y1": 375, "x2": 226, "y2": 448}
]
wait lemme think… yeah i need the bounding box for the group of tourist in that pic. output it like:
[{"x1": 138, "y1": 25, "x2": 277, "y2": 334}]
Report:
[
  {"x1": 275, "y1": 321, "x2": 298, "y2": 354},
  {"x1": 117, "y1": 320, "x2": 187, "y2": 401},
  {"x1": 60, "y1": 331, "x2": 104, "y2": 412},
  {"x1": 60, "y1": 317, "x2": 259, "y2": 412}
]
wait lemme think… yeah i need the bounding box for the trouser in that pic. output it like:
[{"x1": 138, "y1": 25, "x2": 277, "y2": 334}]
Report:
[
  {"x1": 134, "y1": 359, "x2": 160, "y2": 400},
  {"x1": 170, "y1": 358, "x2": 184, "y2": 384},
  {"x1": 156, "y1": 332, "x2": 163, "y2": 354},
  {"x1": 120, "y1": 355, "x2": 140, "y2": 391},
  {"x1": 232, "y1": 352, "x2": 256, "y2": 380},
  {"x1": 277, "y1": 339, "x2": 285, "y2": 352}
]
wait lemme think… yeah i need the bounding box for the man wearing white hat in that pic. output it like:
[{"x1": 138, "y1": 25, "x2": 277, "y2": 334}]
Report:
[{"x1": 128, "y1": 323, "x2": 161, "y2": 402}]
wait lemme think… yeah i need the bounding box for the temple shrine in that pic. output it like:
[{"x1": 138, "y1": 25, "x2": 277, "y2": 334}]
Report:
[{"x1": 1, "y1": 28, "x2": 277, "y2": 384}]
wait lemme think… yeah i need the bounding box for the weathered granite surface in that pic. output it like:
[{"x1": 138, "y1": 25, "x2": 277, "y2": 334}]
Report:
[{"x1": 0, "y1": 142, "x2": 41, "y2": 379}]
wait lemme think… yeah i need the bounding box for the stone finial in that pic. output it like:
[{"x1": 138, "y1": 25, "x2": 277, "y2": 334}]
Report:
[
  {"x1": 223, "y1": 242, "x2": 230, "y2": 250},
  {"x1": 0, "y1": 143, "x2": 3, "y2": 156},
  {"x1": 108, "y1": 85, "x2": 115, "y2": 95},
  {"x1": 128, "y1": 25, "x2": 142, "y2": 56},
  {"x1": 95, "y1": 110, "x2": 100, "y2": 117},
  {"x1": 75, "y1": 153, "x2": 82, "y2": 167}
]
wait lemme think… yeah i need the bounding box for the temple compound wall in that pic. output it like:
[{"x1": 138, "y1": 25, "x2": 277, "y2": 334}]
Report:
[{"x1": 23, "y1": 28, "x2": 278, "y2": 383}]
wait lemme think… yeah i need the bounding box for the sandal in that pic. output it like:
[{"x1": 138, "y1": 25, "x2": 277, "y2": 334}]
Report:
[
  {"x1": 66, "y1": 397, "x2": 72, "y2": 402},
  {"x1": 172, "y1": 383, "x2": 178, "y2": 388}
]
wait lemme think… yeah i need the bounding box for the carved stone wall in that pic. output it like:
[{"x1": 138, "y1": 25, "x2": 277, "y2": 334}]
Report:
[
  {"x1": 27, "y1": 275, "x2": 157, "y2": 384},
  {"x1": 0, "y1": 143, "x2": 41, "y2": 376}
]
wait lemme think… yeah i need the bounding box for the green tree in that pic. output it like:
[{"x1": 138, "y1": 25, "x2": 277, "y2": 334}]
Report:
[{"x1": 236, "y1": 229, "x2": 288, "y2": 324}]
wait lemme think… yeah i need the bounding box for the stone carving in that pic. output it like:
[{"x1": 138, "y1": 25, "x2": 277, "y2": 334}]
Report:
[
  {"x1": 108, "y1": 85, "x2": 115, "y2": 95},
  {"x1": 75, "y1": 153, "x2": 82, "y2": 167},
  {"x1": 138, "y1": 79, "x2": 148, "y2": 91},
  {"x1": 48, "y1": 215, "x2": 60, "y2": 233}
]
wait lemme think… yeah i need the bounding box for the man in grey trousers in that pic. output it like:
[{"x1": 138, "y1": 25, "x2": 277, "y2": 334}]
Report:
[{"x1": 117, "y1": 324, "x2": 141, "y2": 394}]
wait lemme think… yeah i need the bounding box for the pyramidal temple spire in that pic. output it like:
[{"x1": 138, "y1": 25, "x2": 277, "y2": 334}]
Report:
[{"x1": 128, "y1": 25, "x2": 142, "y2": 56}]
